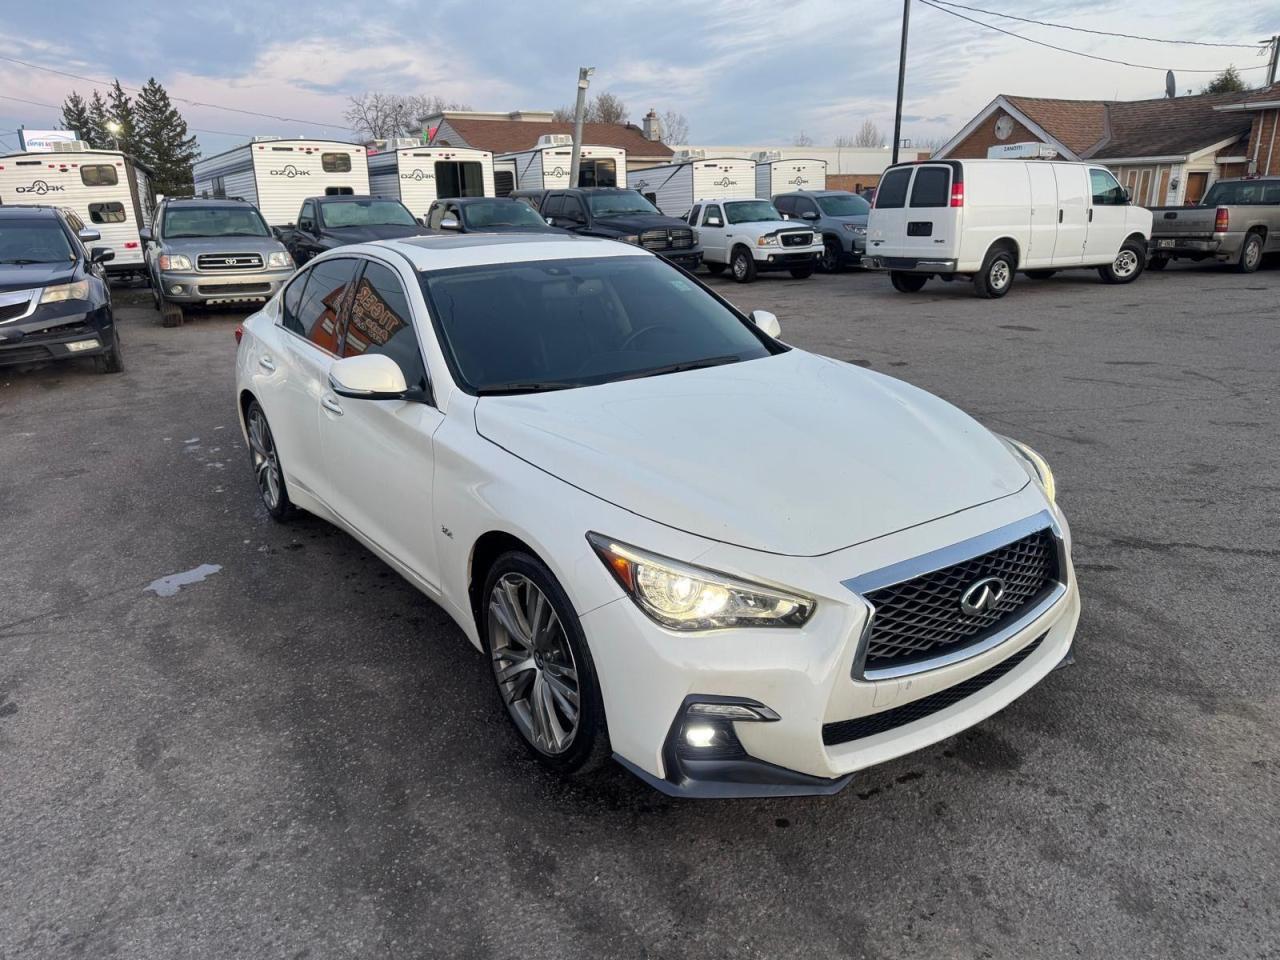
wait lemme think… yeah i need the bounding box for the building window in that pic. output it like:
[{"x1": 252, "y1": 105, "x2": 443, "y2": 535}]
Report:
[
  {"x1": 89, "y1": 201, "x2": 127, "y2": 224},
  {"x1": 81, "y1": 164, "x2": 119, "y2": 187},
  {"x1": 322, "y1": 153, "x2": 352, "y2": 173}
]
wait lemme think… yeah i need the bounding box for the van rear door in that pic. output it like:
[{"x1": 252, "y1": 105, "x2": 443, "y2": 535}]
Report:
[{"x1": 867, "y1": 163, "x2": 959, "y2": 267}]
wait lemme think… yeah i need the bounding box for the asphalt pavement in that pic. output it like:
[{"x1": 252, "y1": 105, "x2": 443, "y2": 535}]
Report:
[{"x1": 1, "y1": 260, "x2": 1277, "y2": 959}]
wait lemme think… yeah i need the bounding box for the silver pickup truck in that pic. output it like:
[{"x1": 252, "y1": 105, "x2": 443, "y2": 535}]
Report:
[{"x1": 1148, "y1": 176, "x2": 1280, "y2": 273}]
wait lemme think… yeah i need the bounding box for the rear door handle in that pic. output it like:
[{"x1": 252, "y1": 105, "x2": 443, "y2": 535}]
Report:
[
  {"x1": 1088, "y1": 209, "x2": 1094, "y2": 222},
  {"x1": 258, "y1": 356, "x2": 275, "y2": 372},
  {"x1": 321, "y1": 394, "x2": 344, "y2": 416},
  {"x1": 1058, "y1": 209, "x2": 1064, "y2": 223}
]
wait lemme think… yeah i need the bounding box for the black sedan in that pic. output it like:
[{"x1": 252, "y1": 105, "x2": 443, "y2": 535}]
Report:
[
  {"x1": 0, "y1": 205, "x2": 121, "y2": 374},
  {"x1": 425, "y1": 197, "x2": 567, "y2": 234}
]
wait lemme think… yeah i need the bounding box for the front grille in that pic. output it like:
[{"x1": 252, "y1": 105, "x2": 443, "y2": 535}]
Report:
[
  {"x1": 862, "y1": 529, "x2": 1057, "y2": 672},
  {"x1": 0, "y1": 299, "x2": 32, "y2": 323},
  {"x1": 823, "y1": 634, "x2": 1045, "y2": 746},
  {"x1": 779, "y1": 231, "x2": 813, "y2": 247},
  {"x1": 640, "y1": 228, "x2": 694, "y2": 251},
  {"x1": 0, "y1": 344, "x2": 53, "y2": 364},
  {"x1": 31, "y1": 320, "x2": 94, "y2": 340},
  {"x1": 197, "y1": 282, "x2": 272, "y2": 296},
  {"x1": 197, "y1": 253, "x2": 264, "y2": 271}
]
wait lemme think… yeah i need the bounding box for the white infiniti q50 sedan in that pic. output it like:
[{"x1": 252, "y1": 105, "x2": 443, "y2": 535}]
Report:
[{"x1": 234, "y1": 233, "x2": 1078, "y2": 798}]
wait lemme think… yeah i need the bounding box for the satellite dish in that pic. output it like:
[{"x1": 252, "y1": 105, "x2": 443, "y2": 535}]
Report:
[{"x1": 1166, "y1": 70, "x2": 1177, "y2": 99}]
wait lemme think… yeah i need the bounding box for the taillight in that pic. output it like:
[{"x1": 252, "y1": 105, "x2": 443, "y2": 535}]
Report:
[
  {"x1": 1214, "y1": 207, "x2": 1229, "y2": 232},
  {"x1": 950, "y1": 178, "x2": 965, "y2": 207},
  {"x1": 124, "y1": 241, "x2": 139, "y2": 249},
  {"x1": 234, "y1": 325, "x2": 244, "y2": 345}
]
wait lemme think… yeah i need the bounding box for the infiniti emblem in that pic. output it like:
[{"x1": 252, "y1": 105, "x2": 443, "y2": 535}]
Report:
[{"x1": 959, "y1": 576, "x2": 1005, "y2": 616}]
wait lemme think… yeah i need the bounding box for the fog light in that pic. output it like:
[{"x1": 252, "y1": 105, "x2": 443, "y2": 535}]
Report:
[
  {"x1": 66, "y1": 338, "x2": 100, "y2": 352},
  {"x1": 683, "y1": 724, "x2": 719, "y2": 748},
  {"x1": 169, "y1": 284, "x2": 183, "y2": 295}
]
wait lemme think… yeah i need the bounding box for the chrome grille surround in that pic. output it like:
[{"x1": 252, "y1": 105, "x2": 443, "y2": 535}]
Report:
[{"x1": 197, "y1": 253, "x2": 264, "y2": 271}]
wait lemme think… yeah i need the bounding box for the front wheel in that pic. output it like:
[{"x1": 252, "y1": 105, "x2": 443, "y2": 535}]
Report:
[
  {"x1": 1099, "y1": 240, "x2": 1146, "y2": 284},
  {"x1": 484, "y1": 552, "x2": 610, "y2": 776},
  {"x1": 730, "y1": 247, "x2": 757, "y2": 283},
  {"x1": 704, "y1": 262, "x2": 726, "y2": 276},
  {"x1": 820, "y1": 239, "x2": 844, "y2": 273},
  {"x1": 973, "y1": 248, "x2": 1015, "y2": 298},
  {"x1": 889, "y1": 271, "x2": 928, "y2": 293},
  {"x1": 789, "y1": 266, "x2": 814, "y2": 279},
  {"x1": 1236, "y1": 232, "x2": 1264, "y2": 273},
  {"x1": 245, "y1": 401, "x2": 294, "y2": 522},
  {"x1": 93, "y1": 328, "x2": 124, "y2": 374}
]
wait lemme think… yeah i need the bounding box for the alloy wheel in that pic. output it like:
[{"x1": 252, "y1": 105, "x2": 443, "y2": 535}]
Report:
[
  {"x1": 488, "y1": 572, "x2": 581, "y2": 756},
  {"x1": 733, "y1": 254, "x2": 749, "y2": 280},
  {"x1": 247, "y1": 409, "x2": 282, "y2": 510}
]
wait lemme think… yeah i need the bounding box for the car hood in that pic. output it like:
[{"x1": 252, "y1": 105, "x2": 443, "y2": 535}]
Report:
[
  {"x1": 735, "y1": 220, "x2": 813, "y2": 238},
  {"x1": 474, "y1": 350, "x2": 1029, "y2": 556},
  {"x1": 591, "y1": 214, "x2": 691, "y2": 233},
  {"x1": 467, "y1": 224, "x2": 566, "y2": 234},
  {"x1": 161, "y1": 236, "x2": 285, "y2": 256},
  {"x1": 0, "y1": 262, "x2": 77, "y2": 293},
  {"x1": 322, "y1": 224, "x2": 430, "y2": 244}
]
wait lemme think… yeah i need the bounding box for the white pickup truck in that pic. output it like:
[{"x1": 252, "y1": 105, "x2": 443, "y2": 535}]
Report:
[{"x1": 682, "y1": 197, "x2": 822, "y2": 282}]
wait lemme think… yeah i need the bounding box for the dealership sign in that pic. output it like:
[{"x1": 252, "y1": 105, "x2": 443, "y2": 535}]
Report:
[{"x1": 18, "y1": 129, "x2": 79, "y2": 152}]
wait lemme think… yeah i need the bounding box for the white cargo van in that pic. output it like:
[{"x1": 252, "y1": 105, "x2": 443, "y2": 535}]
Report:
[
  {"x1": 865, "y1": 159, "x2": 1153, "y2": 297},
  {"x1": 368, "y1": 145, "x2": 494, "y2": 219},
  {"x1": 631, "y1": 155, "x2": 754, "y2": 215}
]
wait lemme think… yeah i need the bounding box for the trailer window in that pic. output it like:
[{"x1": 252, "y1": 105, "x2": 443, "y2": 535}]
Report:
[
  {"x1": 875, "y1": 168, "x2": 911, "y2": 209},
  {"x1": 579, "y1": 159, "x2": 617, "y2": 188},
  {"x1": 89, "y1": 202, "x2": 127, "y2": 224},
  {"x1": 909, "y1": 167, "x2": 950, "y2": 208},
  {"x1": 322, "y1": 153, "x2": 352, "y2": 173},
  {"x1": 81, "y1": 164, "x2": 119, "y2": 187},
  {"x1": 494, "y1": 171, "x2": 515, "y2": 197},
  {"x1": 435, "y1": 161, "x2": 484, "y2": 199}
]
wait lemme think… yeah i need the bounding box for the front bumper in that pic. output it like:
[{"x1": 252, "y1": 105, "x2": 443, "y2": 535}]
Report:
[
  {"x1": 157, "y1": 269, "x2": 293, "y2": 305},
  {"x1": 582, "y1": 492, "x2": 1078, "y2": 798},
  {"x1": 754, "y1": 249, "x2": 821, "y2": 272},
  {"x1": 862, "y1": 255, "x2": 959, "y2": 273},
  {"x1": 657, "y1": 249, "x2": 704, "y2": 271},
  {"x1": 0, "y1": 306, "x2": 113, "y2": 367}
]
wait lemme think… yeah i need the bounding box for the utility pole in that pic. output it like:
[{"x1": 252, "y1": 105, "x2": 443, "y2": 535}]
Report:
[
  {"x1": 569, "y1": 67, "x2": 595, "y2": 188},
  {"x1": 892, "y1": 0, "x2": 911, "y2": 165},
  {"x1": 1268, "y1": 35, "x2": 1279, "y2": 86}
]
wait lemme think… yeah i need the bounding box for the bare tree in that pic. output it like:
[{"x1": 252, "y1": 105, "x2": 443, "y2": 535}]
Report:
[
  {"x1": 659, "y1": 110, "x2": 689, "y2": 145},
  {"x1": 793, "y1": 130, "x2": 814, "y2": 147},
  {"x1": 911, "y1": 135, "x2": 945, "y2": 156},
  {"x1": 586, "y1": 92, "x2": 629, "y2": 125},
  {"x1": 345, "y1": 92, "x2": 471, "y2": 140},
  {"x1": 551, "y1": 105, "x2": 575, "y2": 122},
  {"x1": 853, "y1": 119, "x2": 884, "y2": 148}
]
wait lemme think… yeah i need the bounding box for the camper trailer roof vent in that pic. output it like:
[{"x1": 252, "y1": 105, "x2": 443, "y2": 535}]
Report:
[
  {"x1": 393, "y1": 137, "x2": 420, "y2": 149},
  {"x1": 537, "y1": 134, "x2": 575, "y2": 148},
  {"x1": 252, "y1": 135, "x2": 283, "y2": 143},
  {"x1": 675, "y1": 149, "x2": 705, "y2": 162},
  {"x1": 753, "y1": 150, "x2": 783, "y2": 162},
  {"x1": 50, "y1": 140, "x2": 89, "y2": 152}
]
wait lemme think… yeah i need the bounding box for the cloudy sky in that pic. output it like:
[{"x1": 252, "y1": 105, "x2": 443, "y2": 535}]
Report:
[{"x1": 1, "y1": 0, "x2": 1276, "y2": 156}]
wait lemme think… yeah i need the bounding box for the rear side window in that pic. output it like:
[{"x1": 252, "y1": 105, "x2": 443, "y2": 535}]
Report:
[
  {"x1": 89, "y1": 201, "x2": 126, "y2": 224},
  {"x1": 542, "y1": 195, "x2": 564, "y2": 218},
  {"x1": 343, "y1": 261, "x2": 429, "y2": 394},
  {"x1": 288, "y1": 257, "x2": 359, "y2": 351},
  {"x1": 322, "y1": 153, "x2": 352, "y2": 173},
  {"x1": 909, "y1": 167, "x2": 951, "y2": 208},
  {"x1": 281, "y1": 271, "x2": 310, "y2": 333},
  {"x1": 875, "y1": 168, "x2": 912, "y2": 209},
  {"x1": 81, "y1": 165, "x2": 118, "y2": 187}
]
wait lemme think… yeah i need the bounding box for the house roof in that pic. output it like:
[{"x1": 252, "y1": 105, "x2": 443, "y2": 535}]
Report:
[
  {"x1": 434, "y1": 117, "x2": 674, "y2": 159},
  {"x1": 1004, "y1": 96, "x2": 1109, "y2": 155}
]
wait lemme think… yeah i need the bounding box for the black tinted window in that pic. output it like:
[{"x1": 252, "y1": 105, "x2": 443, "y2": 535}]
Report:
[
  {"x1": 81, "y1": 164, "x2": 118, "y2": 186},
  {"x1": 343, "y1": 261, "x2": 429, "y2": 393},
  {"x1": 794, "y1": 197, "x2": 818, "y2": 215},
  {"x1": 542, "y1": 195, "x2": 564, "y2": 218},
  {"x1": 288, "y1": 257, "x2": 359, "y2": 351},
  {"x1": 89, "y1": 201, "x2": 127, "y2": 224},
  {"x1": 774, "y1": 197, "x2": 794, "y2": 215},
  {"x1": 876, "y1": 168, "x2": 911, "y2": 208},
  {"x1": 687, "y1": 204, "x2": 701, "y2": 225},
  {"x1": 909, "y1": 167, "x2": 950, "y2": 207}
]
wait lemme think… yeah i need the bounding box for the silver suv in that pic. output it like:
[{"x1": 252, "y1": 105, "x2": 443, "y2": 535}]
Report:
[
  {"x1": 141, "y1": 198, "x2": 294, "y2": 327},
  {"x1": 773, "y1": 190, "x2": 871, "y2": 273}
]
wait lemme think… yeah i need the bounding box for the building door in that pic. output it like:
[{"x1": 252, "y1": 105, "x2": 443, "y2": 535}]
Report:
[
  {"x1": 1136, "y1": 169, "x2": 1152, "y2": 206},
  {"x1": 1185, "y1": 172, "x2": 1209, "y2": 205}
]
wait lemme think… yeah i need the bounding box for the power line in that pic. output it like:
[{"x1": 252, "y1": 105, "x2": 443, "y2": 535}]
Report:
[
  {"x1": 926, "y1": 0, "x2": 1264, "y2": 50},
  {"x1": 919, "y1": 0, "x2": 1270, "y2": 73},
  {"x1": 0, "y1": 52, "x2": 357, "y2": 131},
  {"x1": 0, "y1": 91, "x2": 255, "y2": 139}
]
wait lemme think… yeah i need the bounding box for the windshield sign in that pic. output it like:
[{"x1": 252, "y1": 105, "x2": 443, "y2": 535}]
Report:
[
  {"x1": 725, "y1": 200, "x2": 782, "y2": 224},
  {"x1": 163, "y1": 207, "x2": 270, "y2": 239},
  {"x1": 0, "y1": 220, "x2": 75, "y2": 264},
  {"x1": 585, "y1": 191, "x2": 659, "y2": 217},
  {"x1": 323, "y1": 200, "x2": 417, "y2": 228},
  {"x1": 816, "y1": 194, "x2": 870, "y2": 217}
]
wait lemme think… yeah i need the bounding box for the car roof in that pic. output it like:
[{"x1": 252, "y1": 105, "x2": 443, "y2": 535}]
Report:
[
  {"x1": 358, "y1": 233, "x2": 649, "y2": 270},
  {"x1": 0, "y1": 204, "x2": 63, "y2": 218},
  {"x1": 163, "y1": 197, "x2": 254, "y2": 207},
  {"x1": 446, "y1": 196, "x2": 526, "y2": 204}
]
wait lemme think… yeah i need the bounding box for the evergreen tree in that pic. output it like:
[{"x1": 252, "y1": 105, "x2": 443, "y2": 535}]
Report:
[
  {"x1": 60, "y1": 92, "x2": 93, "y2": 143},
  {"x1": 86, "y1": 90, "x2": 111, "y2": 150},
  {"x1": 135, "y1": 77, "x2": 200, "y2": 195},
  {"x1": 106, "y1": 79, "x2": 139, "y2": 155},
  {"x1": 1203, "y1": 66, "x2": 1247, "y2": 95}
]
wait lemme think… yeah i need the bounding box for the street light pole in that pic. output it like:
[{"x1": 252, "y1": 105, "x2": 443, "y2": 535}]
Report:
[
  {"x1": 892, "y1": 0, "x2": 911, "y2": 165},
  {"x1": 569, "y1": 67, "x2": 595, "y2": 188}
]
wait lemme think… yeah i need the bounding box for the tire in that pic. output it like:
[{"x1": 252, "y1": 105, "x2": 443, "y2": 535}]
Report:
[
  {"x1": 483, "y1": 551, "x2": 610, "y2": 776},
  {"x1": 820, "y1": 238, "x2": 844, "y2": 273},
  {"x1": 93, "y1": 328, "x2": 124, "y2": 374},
  {"x1": 245, "y1": 400, "x2": 294, "y2": 522},
  {"x1": 789, "y1": 266, "x2": 815, "y2": 279},
  {"x1": 1147, "y1": 256, "x2": 1169, "y2": 271},
  {"x1": 1098, "y1": 240, "x2": 1146, "y2": 284},
  {"x1": 151, "y1": 274, "x2": 162, "y2": 310},
  {"x1": 973, "y1": 246, "x2": 1016, "y2": 298},
  {"x1": 704, "y1": 262, "x2": 726, "y2": 276},
  {"x1": 730, "y1": 247, "x2": 757, "y2": 283},
  {"x1": 161, "y1": 299, "x2": 185, "y2": 328},
  {"x1": 1025, "y1": 270, "x2": 1057, "y2": 280},
  {"x1": 889, "y1": 271, "x2": 928, "y2": 293},
  {"x1": 1236, "y1": 232, "x2": 1264, "y2": 274}
]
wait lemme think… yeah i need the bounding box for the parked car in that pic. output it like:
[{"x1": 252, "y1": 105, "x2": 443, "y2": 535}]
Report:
[
  {"x1": 426, "y1": 197, "x2": 566, "y2": 234},
  {"x1": 774, "y1": 190, "x2": 870, "y2": 272},
  {"x1": 0, "y1": 205, "x2": 122, "y2": 373},
  {"x1": 515, "y1": 187, "x2": 702, "y2": 271},
  {"x1": 142, "y1": 197, "x2": 295, "y2": 328},
  {"x1": 276, "y1": 195, "x2": 430, "y2": 264},
  {"x1": 865, "y1": 160, "x2": 1154, "y2": 297},
  {"x1": 685, "y1": 197, "x2": 822, "y2": 282},
  {"x1": 234, "y1": 233, "x2": 1077, "y2": 798},
  {"x1": 1147, "y1": 176, "x2": 1280, "y2": 272}
]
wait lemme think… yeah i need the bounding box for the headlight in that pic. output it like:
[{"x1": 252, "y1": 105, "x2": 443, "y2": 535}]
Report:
[
  {"x1": 619, "y1": 234, "x2": 641, "y2": 244},
  {"x1": 267, "y1": 251, "x2": 293, "y2": 269},
  {"x1": 690, "y1": 228, "x2": 699, "y2": 244},
  {"x1": 999, "y1": 436, "x2": 1056, "y2": 504},
  {"x1": 39, "y1": 279, "x2": 91, "y2": 304},
  {"x1": 587, "y1": 533, "x2": 815, "y2": 630},
  {"x1": 845, "y1": 224, "x2": 867, "y2": 236},
  {"x1": 158, "y1": 254, "x2": 192, "y2": 271},
  {"x1": 756, "y1": 235, "x2": 780, "y2": 247}
]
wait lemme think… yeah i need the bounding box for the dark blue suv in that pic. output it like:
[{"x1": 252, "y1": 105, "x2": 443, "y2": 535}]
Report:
[{"x1": 0, "y1": 205, "x2": 121, "y2": 373}]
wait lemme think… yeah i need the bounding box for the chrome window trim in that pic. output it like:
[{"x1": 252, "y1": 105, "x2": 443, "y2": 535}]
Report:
[
  {"x1": 0, "y1": 288, "x2": 40, "y2": 326},
  {"x1": 843, "y1": 509, "x2": 1067, "y2": 681}
]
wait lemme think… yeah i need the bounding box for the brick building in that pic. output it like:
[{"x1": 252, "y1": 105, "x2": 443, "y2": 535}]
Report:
[{"x1": 936, "y1": 85, "x2": 1280, "y2": 206}]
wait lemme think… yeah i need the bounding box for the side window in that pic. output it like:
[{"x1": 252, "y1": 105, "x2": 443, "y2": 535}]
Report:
[
  {"x1": 774, "y1": 197, "x2": 794, "y2": 216},
  {"x1": 81, "y1": 164, "x2": 118, "y2": 187},
  {"x1": 280, "y1": 270, "x2": 311, "y2": 335},
  {"x1": 687, "y1": 204, "x2": 702, "y2": 225},
  {"x1": 1090, "y1": 168, "x2": 1127, "y2": 206},
  {"x1": 426, "y1": 203, "x2": 444, "y2": 229},
  {"x1": 876, "y1": 167, "x2": 912, "y2": 208},
  {"x1": 289, "y1": 257, "x2": 359, "y2": 352},
  {"x1": 64, "y1": 211, "x2": 85, "y2": 233},
  {"x1": 343, "y1": 261, "x2": 429, "y2": 394},
  {"x1": 542, "y1": 195, "x2": 564, "y2": 218},
  {"x1": 909, "y1": 166, "x2": 951, "y2": 208},
  {"x1": 322, "y1": 153, "x2": 352, "y2": 173},
  {"x1": 794, "y1": 196, "x2": 818, "y2": 217},
  {"x1": 89, "y1": 201, "x2": 127, "y2": 224},
  {"x1": 298, "y1": 201, "x2": 315, "y2": 230},
  {"x1": 562, "y1": 196, "x2": 587, "y2": 222},
  {"x1": 702, "y1": 204, "x2": 723, "y2": 226}
]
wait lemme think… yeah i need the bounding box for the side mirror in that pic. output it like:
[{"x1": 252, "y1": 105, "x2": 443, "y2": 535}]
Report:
[
  {"x1": 79, "y1": 228, "x2": 102, "y2": 243},
  {"x1": 439, "y1": 217, "x2": 461, "y2": 231},
  {"x1": 137, "y1": 228, "x2": 152, "y2": 243},
  {"x1": 272, "y1": 226, "x2": 286, "y2": 240},
  {"x1": 1122, "y1": 187, "x2": 1132, "y2": 204},
  {"x1": 801, "y1": 211, "x2": 819, "y2": 221},
  {"x1": 417, "y1": 216, "x2": 426, "y2": 226},
  {"x1": 749, "y1": 309, "x2": 781, "y2": 339},
  {"x1": 90, "y1": 246, "x2": 115, "y2": 264},
  {"x1": 329, "y1": 354, "x2": 408, "y2": 400},
  {"x1": 705, "y1": 216, "x2": 723, "y2": 228}
]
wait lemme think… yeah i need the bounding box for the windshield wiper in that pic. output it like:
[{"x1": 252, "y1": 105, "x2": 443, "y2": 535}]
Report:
[
  {"x1": 0, "y1": 258, "x2": 58, "y2": 264},
  {"x1": 475, "y1": 380, "x2": 587, "y2": 396},
  {"x1": 617, "y1": 355, "x2": 740, "y2": 381}
]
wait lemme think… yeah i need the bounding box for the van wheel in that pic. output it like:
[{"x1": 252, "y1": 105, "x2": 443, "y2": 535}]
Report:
[
  {"x1": 1099, "y1": 240, "x2": 1146, "y2": 284},
  {"x1": 730, "y1": 247, "x2": 757, "y2": 283},
  {"x1": 889, "y1": 271, "x2": 927, "y2": 293},
  {"x1": 820, "y1": 238, "x2": 844, "y2": 273},
  {"x1": 1147, "y1": 257, "x2": 1169, "y2": 271},
  {"x1": 1025, "y1": 270, "x2": 1056, "y2": 280},
  {"x1": 704, "y1": 262, "x2": 726, "y2": 276},
  {"x1": 973, "y1": 248, "x2": 1015, "y2": 298},
  {"x1": 1236, "y1": 232, "x2": 1264, "y2": 273}
]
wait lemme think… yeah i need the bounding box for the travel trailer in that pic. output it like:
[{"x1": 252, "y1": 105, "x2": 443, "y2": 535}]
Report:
[
  {"x1": 368, "y1": 143, "x2": 494, "y2": 219},
  {"x1": 754, "y1": 153, "x2": 827, "y2": 198},
  {"x1": 631, "y1": 154, "x2": 755, "y2": 215},
  {"x1": 0, "y1": 144, "x2": 154, "y2": 276},
  {"x1": 497, "y1": 136, "x2": 627, "y2": 191},
  {"x1": 192, "y1": 138, "x2": 370, "y2": 226}
]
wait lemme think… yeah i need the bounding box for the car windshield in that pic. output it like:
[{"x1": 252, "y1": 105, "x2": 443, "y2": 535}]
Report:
[
  {"x1": 0, "y1": 220, "x2": 75, "y2": 264},
  {"x1": 420, "y1": 256, "x2": 777, "y2": 394},
  {"x1": 1200, "y1": 180, "x2": 1280, "y2": 206},
  {"x1": 460, "y1": 200, "x2": 549, "y2": 229},
  {"x1": 585, "y1": 191, "x2": 660, "y2": 217},
  {"x1": 163, "y1": 206, "x2": 270, "y2": 238},
  {"x1": 725, "y1": 200, "x2": 782, "y2": 224},
  {"x1": 816, "y1": 194, "x2": 871, "y2": 217},
  {"x1": 322, "y1": 200, "x2": 417, "y2": 228}
]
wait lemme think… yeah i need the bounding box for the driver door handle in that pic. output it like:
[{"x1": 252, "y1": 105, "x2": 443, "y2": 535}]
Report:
[
  {"x1": 321, "y1": 394, "x2": 344, "y2": 416},
  {"x1": 258, "y1": 355, "x2": 275, "y2": 372}
]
